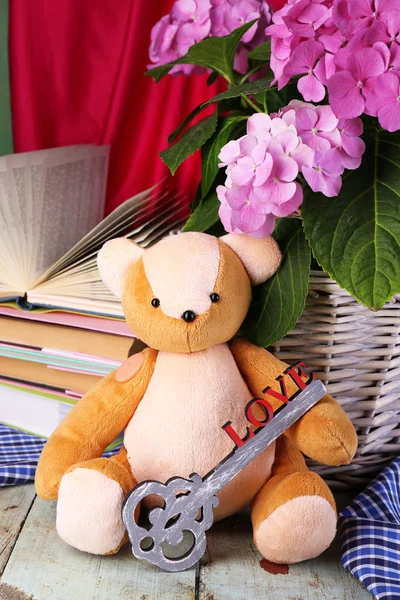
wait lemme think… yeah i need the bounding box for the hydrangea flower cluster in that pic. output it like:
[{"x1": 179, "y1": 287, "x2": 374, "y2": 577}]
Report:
[
  {"x1": 216, "y1": 100, "x2": 365, "y2": 237},
  {"x1": 266, "y1": 0, "x2": 400, "y2": 132},
  {"x1": 148, "y1": 0, "x2": 271, "y2": 76}
]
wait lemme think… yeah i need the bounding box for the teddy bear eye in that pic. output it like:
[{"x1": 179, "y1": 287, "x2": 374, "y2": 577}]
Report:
[
  {"x1": 151, "y1": 298, "x2": 160, "y2": 308},
  {"x1": 210, "y1": 293, "x2": 220, "y2": 303}
]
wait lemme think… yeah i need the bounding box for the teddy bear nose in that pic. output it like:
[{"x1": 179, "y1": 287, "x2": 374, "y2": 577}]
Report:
[{"x1": 182, "y1": 310, "x2": 196, "y2": 323}]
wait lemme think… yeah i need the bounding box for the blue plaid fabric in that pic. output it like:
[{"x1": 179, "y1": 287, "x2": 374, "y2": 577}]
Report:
[
  {"x1": 339, "y1": 457, "x2": 400, "y2": 600},
  {"x1": 0, "y1": 423, "x2": 121, "y2": 487}
]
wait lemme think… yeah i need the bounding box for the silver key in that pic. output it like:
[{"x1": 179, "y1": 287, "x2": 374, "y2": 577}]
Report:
[{"x1": 122, "y1": 375, "x2": 326, "y2": 572}]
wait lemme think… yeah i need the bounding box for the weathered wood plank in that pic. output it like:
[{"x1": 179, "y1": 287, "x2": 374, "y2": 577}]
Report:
[
  {"x1": 0, "y1": 485, "x2": 36, "y2": 575},
  {"x1": 198, "y1": 511, "x2": 371, "y2": 600},
  {"x1": 1, "y1": 496, "x2": 196, "y2": 600},
  {"x1": 1, "y1": 488, "x2": 373, "y2": 599},
  {"x1": 0, "y1": 582, "x2": 33, "y2": 600}
]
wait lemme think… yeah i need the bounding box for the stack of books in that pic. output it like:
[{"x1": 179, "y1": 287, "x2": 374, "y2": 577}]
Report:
[{"x1": 0, "y1": 145, "x2": 183, "y2": 440}]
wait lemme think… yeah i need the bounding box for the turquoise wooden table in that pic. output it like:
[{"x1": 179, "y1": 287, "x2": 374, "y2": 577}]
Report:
[{"x1": 0, "y1": 485, "x2": 371, "y2": 600}]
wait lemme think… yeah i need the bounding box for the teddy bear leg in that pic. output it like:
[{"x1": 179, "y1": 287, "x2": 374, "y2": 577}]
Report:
[
  {"x1": 56, "y1": 446, "x2": 137, "y2": 555},
  {"x1": 251, "y1": 436, "x2": 337, "y2": 565}
]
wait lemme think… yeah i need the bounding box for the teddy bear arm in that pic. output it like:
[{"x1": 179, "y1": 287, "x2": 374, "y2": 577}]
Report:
[
  {"x1": 284, "y1": 393, "x2": 358, "y2": 466},
  {"x1": 229, "y1": 337, "x2": 357, "y2": 465},
  {"x1": 229, "y1": 336, "x2": 299, "y2": 412},
  {"x1": 35, "y1": 348, "x2": 157, "y2": 500}
]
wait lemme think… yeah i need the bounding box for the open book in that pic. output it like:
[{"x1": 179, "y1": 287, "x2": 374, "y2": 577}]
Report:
[{"x1": 0, "y1": 145, "x2": 184, "y2": 317}]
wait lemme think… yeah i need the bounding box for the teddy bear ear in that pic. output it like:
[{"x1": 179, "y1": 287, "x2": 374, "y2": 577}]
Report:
[
  {"x1": 221, "y1": 234, "x2": 282, "y2": 286},
  {"x1": 97, "y1": 238, "x2": 144, "y2": 299}
]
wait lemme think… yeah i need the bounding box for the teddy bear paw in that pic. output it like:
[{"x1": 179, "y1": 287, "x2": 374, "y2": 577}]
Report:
[
  {"x1": 56, "y1": 467, "x2": 126, "y2": 555},
  {"x1": 254, "y1": 495, "x2": 337, "y2": 564}
]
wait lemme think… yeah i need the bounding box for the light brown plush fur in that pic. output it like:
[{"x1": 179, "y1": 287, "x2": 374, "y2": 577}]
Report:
[
  {"x1": 252, "y1": 436, "x2": 314, "y2": 534},
  {"x1": 122, "y1": 238, "x2": 251, "y2": 353},
  {"x1": 35, "y1": 348, "x2": 157, "y2": 500},
  {"x1": 35, "y1": 232, "x2": 357, "y2": 563},
  {"x1": 229, "y1": 337, "x2": 358, "y2": 465}
]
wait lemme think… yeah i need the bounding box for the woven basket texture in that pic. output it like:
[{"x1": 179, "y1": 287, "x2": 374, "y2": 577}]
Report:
[{"x1": 272, "y1": 271, "x2": 400, "y2": 490}]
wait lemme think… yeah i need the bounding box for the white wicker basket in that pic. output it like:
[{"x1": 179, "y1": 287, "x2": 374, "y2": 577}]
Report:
[{"x1": 272, "y1": 271, "x2": 400, "y2": 490}]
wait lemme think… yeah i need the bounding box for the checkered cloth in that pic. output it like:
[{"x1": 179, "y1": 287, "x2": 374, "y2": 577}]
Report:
[
  {"x1": 0, "y1": 423, "x2": 121, "y2": 486},
  {"x1": 339, "y1": 457, "x2": 400, "y2": 600}
]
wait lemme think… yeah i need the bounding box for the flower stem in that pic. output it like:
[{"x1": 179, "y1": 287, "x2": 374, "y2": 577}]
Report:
[
  {"x1": 263, "y1": 94, "x2": 269, "y2": 114},
  {"x1": 243, "y1": 95, "x2": 262, "y2": 113},
  {"x1": 239, "y1": 66, "x2": 262, "y2": 84}
]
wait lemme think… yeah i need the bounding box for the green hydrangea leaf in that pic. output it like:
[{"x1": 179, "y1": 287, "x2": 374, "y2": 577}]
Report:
[
  {"x1": 168, "y1": 76, "x2": 273, "y2": 143},
  {"x1": 302, "y1": 131, "x2": 400, "y2": 310},
  {"x1": 241, "y1": 219, "x2": 311, "y2": 347},
  {"x1": 201, "y1": 114, "x2": 246, "y2": 199},
  {"x1": 146, "y1": 20, "x2": 257, "y2": 83},
  {"x1": 248, "y1": 40, "x2": 271, "y2": 61},
  {"x1": 182, "y1": 192, "x2": 220, "y2": 232},
  {"x1": 168, "y1": 104, "x2": 207, "y2": 144},
  {"x1": 160, "y1": 111, "x2": 217, "y2": 175}
]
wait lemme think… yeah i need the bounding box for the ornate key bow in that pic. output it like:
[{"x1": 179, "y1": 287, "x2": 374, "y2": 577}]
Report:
[{"x1": 122, "y1": 366, "x2": 326, "y2": 572}]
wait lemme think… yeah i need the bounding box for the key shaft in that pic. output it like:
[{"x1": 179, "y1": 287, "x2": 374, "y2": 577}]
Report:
[{"x1": 200, "y1": 379, "x2": 326, "y2": 497}]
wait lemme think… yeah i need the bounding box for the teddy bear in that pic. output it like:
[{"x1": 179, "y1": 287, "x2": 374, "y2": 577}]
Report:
[{"x1": 35, "y1": 231, "x2": 358, "y2": 565}]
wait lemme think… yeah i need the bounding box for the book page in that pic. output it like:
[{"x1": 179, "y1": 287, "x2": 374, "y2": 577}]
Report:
[
  {"x1": 36, "y1": 185, "x2": 159, "y2": 283},
  {"x1": 39, "y1": 187, "x2": 178, "y2": 282},
  {"x1": 0, "y1": 156, "x2": 30, "y2": 293},
  {"x1": 30, "y1": 145, "x2": 109, "y2": 286},
  {"x1": 0, "y1": 145, "x2": 109, "y2": 292},
  {"x1": 31, "y1": 199, "x2": 183, "y2": 296},
  {"x1": 27, "y1": 194, "x2": 185, "y2": 316}
]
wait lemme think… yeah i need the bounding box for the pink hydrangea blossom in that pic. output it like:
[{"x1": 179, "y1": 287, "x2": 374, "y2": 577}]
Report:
[
  {"x1": 366, "y1": 71, "x2": 400, "y2": 132},
  {"x1": 281, "y1": 40, "x2": 326, "y2": 101},
  {"x1": 216, "y1": 103, "x2": 365, "y2": 237},
  {"x1": 282, "y1": 0, "x2": 332, "y2": 39},
  {"x1": 266, "y1": 0, "x2": 334, "y2": 93},
  {"x1": 218, "y1": 139, "x2": 242, "y2": 166},
  {"x1": 266, "y1": 0, "x2": 400, "y2": 131},
  {"x1": 267, "y1": 5, "x2": 294, "y2": 82},
  {"x1": 148, "y1": 0, "x2": 271, "y2": 76},
  {"x1": 327, "y1": 47, "x2": 385, "y2": 118},
  {"x1": 303, "y1": 149, "x2": 344, "y2": 197},
  {"x1": 294, "y1": 105, "x2": 340, "y2": 151},
  {"x1": 337, "y1": 117, "x2": 366, "y2": 169},
  {"x1": 149, "y1": 1, "x2": 211, "y2": 75},
  {"x1": 225, "y1": 185, "x2": 273, "y2": 232},
  {"x1": 260, "y1": 155, "x2": 298, "y2": 204},
  {"x1": 225, "y1": 138, "x2": 272, "y2": 186},
  {"x1": 216, "y1": 111, "x2": 305, "y2": 236},
  {"x1": 210, "y1": 0, "x2": 263, "y2": 42},
  {"x1": 217, "y1": 184, "x2": 277, "y2": 237},
  {"x1": 273, "y1": 181, "x2": 304, "y2": 217},
  {"x1": 333, "y1": 0, "x2": 399, "y2": 37},
  {"x1": 216, "y1": 102, "x2": 362, "y2": 237},
  {"x1": 278, "y1": 100, "x2": 365, "y2": 173},
  {"x1": 268, "y1": 129, "x2": 314, "y2": 169}
]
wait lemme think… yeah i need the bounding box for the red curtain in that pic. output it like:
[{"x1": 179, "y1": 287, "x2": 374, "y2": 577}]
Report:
[
  {"x1": 269, "y1": 0, "x2": 286, "y2": 9},
  {"x1": 9, "y1": 0, "x2": 285, "y2": 216},
  {"x1": 9, "y1": 0, "x2": 225, "y2": 216}
]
